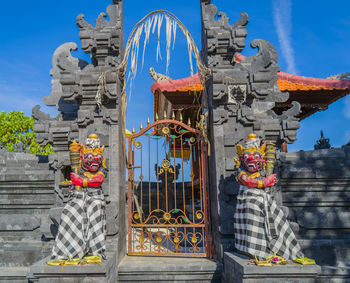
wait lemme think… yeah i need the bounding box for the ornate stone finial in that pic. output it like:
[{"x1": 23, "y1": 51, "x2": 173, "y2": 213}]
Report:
[
  {"x1": 149, "y1": 67, "x2": 172, "y2": 82},
  {"x1": 314, "y1": 130, "x2": 331, "y2": 150}
]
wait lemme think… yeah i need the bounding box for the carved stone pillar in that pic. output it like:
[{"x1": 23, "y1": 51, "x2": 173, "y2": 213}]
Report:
[
  {"x1": 32, "y1": 0, "x2": 126, "y2": 268},
  {"x1": 201, "y1": 0, "x2": 301, "y2": 261}
]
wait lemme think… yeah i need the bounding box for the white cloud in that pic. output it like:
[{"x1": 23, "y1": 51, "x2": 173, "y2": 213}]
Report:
[
  {"x1": 0, "y1": 81, "x2": 57, "y2": 117},
  {"x1": 272, "y1": 0, "x2": 298, "y2": 74}
]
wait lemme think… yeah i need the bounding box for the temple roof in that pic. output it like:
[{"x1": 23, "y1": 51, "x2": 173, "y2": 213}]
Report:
[
  {"x1": 277, "y1": 72, "x2": 350, "y2": 91},
  {"x1": 151, "y1": 73, "x2": 203, "y2": 94},
  {"x1": 151, "y1": 69, "x2": 350, "y2": 94},
  {"x1": 233, "y1": 53, "x2": 350, "y2": 92},
  {"x1": 151, "y1": 54, "x2": 350, "y2": 121}
]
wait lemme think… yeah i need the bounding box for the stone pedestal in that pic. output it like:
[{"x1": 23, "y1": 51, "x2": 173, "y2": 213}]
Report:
[
  {"x1": 28, "y1": 253, "x2": 116, "y2": 283},
  {"x1": 224, "y1": 252, "x2": 320, "y2": 283},
  {"x1": 117, "y1": 256, "x2": 222, "y2": 282}
]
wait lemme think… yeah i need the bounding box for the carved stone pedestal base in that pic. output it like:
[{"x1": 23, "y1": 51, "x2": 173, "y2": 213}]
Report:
[
  {"x1": 224, "y1": 252, "x2": 320, "y2": 283},
  {"x1": 28, "y1": 253, "x2": 116, "y2": 283}
]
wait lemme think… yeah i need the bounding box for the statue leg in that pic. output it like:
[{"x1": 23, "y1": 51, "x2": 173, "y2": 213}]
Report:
[
  {"x1": 267, "y1": 196, "x2": 304, "y2": 260},
  {"x1": 234, "y1": 188, "x2": 270, "y2": 259},
  {"x1": 51, "y1": 195, "x2": 86, "y2": 259},
  {"x1": 85, "y1": 193, "x2": 106, "y2": 259}
]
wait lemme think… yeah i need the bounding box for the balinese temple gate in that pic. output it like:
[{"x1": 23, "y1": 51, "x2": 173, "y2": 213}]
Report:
[{"x1": 1, "y1": 0, "x2": 350, "y2": 282}]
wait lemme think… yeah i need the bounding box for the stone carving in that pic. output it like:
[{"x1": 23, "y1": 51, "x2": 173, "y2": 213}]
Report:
[
  {"x1": 31, "y1": 0, "x2": 126, "y2": 275},
  {"x1": 49, "y1": 134, "x2": 107, "y2": 263},
  {"x1": 201, "y1": 1, "x2": 302, "y2": 258},
  {"x1": 233, "y1": 133, "x2": 304, "y2": 260},
  {"x1": 314, "y1": 130, "x2": 331, "y2": 150},
  {"x1": 201, "y1": 3, "x2": 248, "y2": 66},
  {"x1": 149, "y1": 67, "x2": 172, "y2": 82},
  {"x1": 227, "y1": 84, "x2": 246, "y2": 105}
]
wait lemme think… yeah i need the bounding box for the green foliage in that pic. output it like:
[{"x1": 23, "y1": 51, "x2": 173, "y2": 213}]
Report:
[{"x1": 0, "y1": 111, "x2": 53, "y2": 155}]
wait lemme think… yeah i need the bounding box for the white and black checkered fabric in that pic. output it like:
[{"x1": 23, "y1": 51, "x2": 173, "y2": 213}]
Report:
[
  {"x1": 234, "y1": 185, "x2": 304, "y2": 260},
  {"x1": 51, "y1": 188, "x2": 106, "y2": 259}
]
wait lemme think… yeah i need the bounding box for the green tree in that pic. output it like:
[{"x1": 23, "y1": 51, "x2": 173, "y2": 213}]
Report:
[{"x1": 0, "y1": 111, "x2": 53, "y2": 155}]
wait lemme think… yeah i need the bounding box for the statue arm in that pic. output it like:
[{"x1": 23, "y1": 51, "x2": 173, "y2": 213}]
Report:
[
  {"x1": 85, "y1": 172, "x2": 105, "y2": 187},
  {"x1": 70, "y1": 172, "x2": 105, "y2": 188},
  {"x1": 238, "y1": 172, "x2": 277, "y2": 188}
]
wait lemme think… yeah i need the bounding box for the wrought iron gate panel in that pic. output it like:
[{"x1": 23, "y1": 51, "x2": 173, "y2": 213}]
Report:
[{"x1": 127, "y1": 120, "x2": 210, "y2": 257}]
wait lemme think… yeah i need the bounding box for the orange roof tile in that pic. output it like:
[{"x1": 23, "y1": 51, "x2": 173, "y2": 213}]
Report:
[
  {"x1": 151, "y1": 73, "x2": 203, "y2": 94},
  {"x1": 234, "y1": 53, "x2": 350, "y2": 92},
  {"x1": 277, "y1": 79, "x2": 333, "y2": 91}
]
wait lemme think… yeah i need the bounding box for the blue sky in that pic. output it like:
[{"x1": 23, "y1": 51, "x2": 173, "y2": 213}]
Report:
[{"x1": 0, "y1": 0, "x2": 349, "y2": 151}]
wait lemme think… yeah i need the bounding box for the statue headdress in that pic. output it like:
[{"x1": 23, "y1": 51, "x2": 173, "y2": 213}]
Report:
[
  {"x1": 81, "y1": 134, "x2": 105, "y2": 155},
  {"x1": 236, "y1": 133, "x2": 266, "y2": 157}
]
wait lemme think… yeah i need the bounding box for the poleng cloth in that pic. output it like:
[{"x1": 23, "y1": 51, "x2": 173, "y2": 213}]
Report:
[
  {"x1": 234, "y1": 185, "x2": 304, "y2": 260},
  {"x1": 51, "y1": 188, "x2": 106, "y2": 259}
]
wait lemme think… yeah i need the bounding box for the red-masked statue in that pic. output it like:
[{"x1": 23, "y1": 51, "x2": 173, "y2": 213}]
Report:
[
  {"x1": 50, "y1": 134, "x2": 107, "y2": 262},
  {"x1": 233, "y1": 133, "x2": 304, "y2": 260}
]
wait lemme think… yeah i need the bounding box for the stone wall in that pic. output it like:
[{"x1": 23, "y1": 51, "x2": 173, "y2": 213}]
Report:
[
  {"x1": 277, "y1": 144, "x2": 350, "y2": 273},
  {"x1": 0, "y1": 150, "x2": 55, "y2": 268}
]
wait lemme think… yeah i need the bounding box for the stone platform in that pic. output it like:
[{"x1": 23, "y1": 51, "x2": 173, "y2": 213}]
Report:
[
  {"x1": 224, "y1": 252, "x2": 321, "y2": 283},
  {"x1": 117, "y1": 256, "x2": 222, "y2": 282},
  {"x1": 28, "y1": 253, "x2": 116, "y2": 283},
  {"x1": 0, "y1": 266, "x2": 29, "y2": 283}
]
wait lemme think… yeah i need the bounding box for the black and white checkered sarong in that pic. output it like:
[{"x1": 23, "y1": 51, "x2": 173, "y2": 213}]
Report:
[
  {"x1": 234, "y1": 185, "x2": 304, "y2": 260},
  {"x1": 51, "y1": 188, "x2": 106, "y2": 259}
]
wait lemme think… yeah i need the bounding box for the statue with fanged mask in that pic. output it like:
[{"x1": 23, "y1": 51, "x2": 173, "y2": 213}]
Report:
[
  {"x1": 49, "y1": 134, "x2": 107, "y2": 263},
  {"x1": 233, "y1": 133, "x2": 304, "y2": 260}
]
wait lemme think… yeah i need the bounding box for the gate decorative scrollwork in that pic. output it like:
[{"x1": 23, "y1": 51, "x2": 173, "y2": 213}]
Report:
[{"x1": 127, "y1": 119, "x2": 210, "y2": 257}]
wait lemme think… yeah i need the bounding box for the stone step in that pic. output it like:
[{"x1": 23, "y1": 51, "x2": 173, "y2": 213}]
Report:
[
  {"x1": 117, "y1": 256, "x2": 222, "y2": 282},
  {"x1": 0, "y1": 173, "x2": 54, "y2": 182},
  {"x1": 0, "y1": 241, "x2": 51, "y2": 267},
  {"x1": 299, "y1": 239, "x2": 350, "y2": 266},
  {"x1": 3, "y1": 160, "x2": 51, "y2": 170},
  {"x1": 0, "y1": 266, "x2": 29, "y2": 283}
]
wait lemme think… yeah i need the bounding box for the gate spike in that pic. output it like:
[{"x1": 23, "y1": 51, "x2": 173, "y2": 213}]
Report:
[
  {"x1": 187, "y1": 118, "x2": 191, "y2": 127},
  {"x1": 164, "y1": 110, "x2": 167, "y2": 120},
  {"x1": 140, "y1": 122, "x2": 143, "y2": 131},
  {"x1": 132, "y1": 126, "x2": 135, "y2": 134},
  {"x1": 180, "y1": 112, "x2": 183, "y2": 123},
  {"x1": 155, "y1": 113, "x2": 159, "y2": 121},
  {"x1": 172, "y1": 111, "x2": 175, "y2": 120},
  {"x1": 147, "y1": 117, "x2": 150, "y2": 125}
]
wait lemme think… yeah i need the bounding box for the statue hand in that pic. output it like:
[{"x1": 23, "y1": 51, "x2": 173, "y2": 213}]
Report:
[
  {"x1": 263, "y1": 174, "x2": 277, "y2": 187},
  {"x1": 70, "y1": 172, "x2": 83, "y2": 186}
]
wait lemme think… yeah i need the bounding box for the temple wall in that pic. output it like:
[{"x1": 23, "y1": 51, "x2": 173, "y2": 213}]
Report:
[
  {"x1": 0, "y1": 151, "x2": 55, "y2": 267},
  {"x1": 277, "y1": 145, "x2": 350, "y2": 267}
]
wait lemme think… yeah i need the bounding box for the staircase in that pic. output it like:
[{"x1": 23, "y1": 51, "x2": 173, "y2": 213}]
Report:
[{"x1": 0, "y1": 151, "x2": 55, "y2": 282}]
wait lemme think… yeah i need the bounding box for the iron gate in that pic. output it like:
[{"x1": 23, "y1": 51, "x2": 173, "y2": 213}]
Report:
[{"x1": 127, "y1": 119, "x2": 210, "y2": 257}]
